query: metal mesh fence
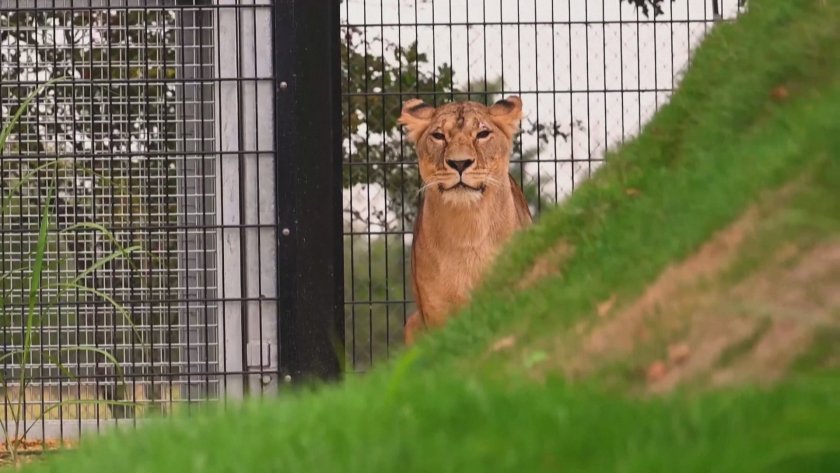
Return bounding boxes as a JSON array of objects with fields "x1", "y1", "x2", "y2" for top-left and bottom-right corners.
[
  {"x1": 1, "y1": 0, "x2": 277, "y2": 441},
  {"x1": 340, "y1": 0, "x2": 745, "y2": 371}
]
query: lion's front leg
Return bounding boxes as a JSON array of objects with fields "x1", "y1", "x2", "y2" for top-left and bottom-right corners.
[{"x1": 404, "y1": 311, "x2": 425, "y2": 346}]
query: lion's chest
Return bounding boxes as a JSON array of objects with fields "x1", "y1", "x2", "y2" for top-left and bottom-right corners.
[{"x1": 413, "y1": 234, "x2": 503, "y2": 326}]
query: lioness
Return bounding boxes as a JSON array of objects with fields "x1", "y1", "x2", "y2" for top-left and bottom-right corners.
[{"x1": 398, "y1": 96, "x2": 532, "y2": 346}]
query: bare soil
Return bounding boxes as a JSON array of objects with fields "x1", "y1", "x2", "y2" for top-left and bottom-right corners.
[{"x1": 530, "y1": 184, "x2": 840, "y2": 392}]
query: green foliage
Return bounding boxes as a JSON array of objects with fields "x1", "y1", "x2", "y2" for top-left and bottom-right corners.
[{"x1": 344, "y1": 235, "x2": 412, "y2": 370}]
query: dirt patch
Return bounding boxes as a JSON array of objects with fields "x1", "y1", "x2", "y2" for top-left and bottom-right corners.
[
  {"x1": 564, "y1": 205, "x2": 760, "y2": 378},
  {"x1": 707, "y1": 242, "x2": 840, "y2": 388},
  {"x1": 516, "y1": 241, "x2": 574, "y2": 290},
  {"x1": 0, "y1": 438, "x2": 71, "y2": 470},
  {"x1": 646, "y1": 316, "x2": 757, "y2": 393},
  {"x1": 532, "y1": 175, "x2": 840, "y2": 392},
  {"x1": 579, "y1": 239, "x2": 839, "y2": 393}
]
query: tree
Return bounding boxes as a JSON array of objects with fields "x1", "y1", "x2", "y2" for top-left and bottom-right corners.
[
  {"x1": 623, "y1": 0, "x2": 676, "y2": 17},
  {"x1": 625, "y1": 0, "x2": 746, "y2": 18}
]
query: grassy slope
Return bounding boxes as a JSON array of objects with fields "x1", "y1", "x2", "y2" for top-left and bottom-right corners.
[{"x1": 26, "y1": 1, "x2": 840, "y2": 472}]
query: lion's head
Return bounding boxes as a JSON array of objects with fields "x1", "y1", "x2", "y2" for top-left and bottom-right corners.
[{"x1": 398, "y1": 96, "x2": 523, "y2": 206}]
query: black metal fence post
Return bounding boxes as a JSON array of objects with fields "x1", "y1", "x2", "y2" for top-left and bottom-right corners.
[{"x1": 274, "y1": 0, "x2": 345, "y2": 382}]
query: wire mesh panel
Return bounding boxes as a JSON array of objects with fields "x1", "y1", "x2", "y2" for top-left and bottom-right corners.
[
  {"x1": 340, "y1": 0, "x2": 745, "y2": 371},
  {"x1": 1, "y1": 0, "x2": 277, "y2": 441}
]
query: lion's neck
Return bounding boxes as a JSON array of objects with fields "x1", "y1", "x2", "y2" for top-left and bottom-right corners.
[{"x1": 418, "y1": 186, "x2": 518, "y2": 249}]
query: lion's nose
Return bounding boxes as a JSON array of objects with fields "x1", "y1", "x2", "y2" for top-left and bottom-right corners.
[{"x1": 446, "y1": 159, "x2": 474, "y2": 174}]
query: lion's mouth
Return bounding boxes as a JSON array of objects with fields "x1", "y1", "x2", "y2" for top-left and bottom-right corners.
[{"x1": 439, "y1": 182, "x2": 486, "y2": 193}]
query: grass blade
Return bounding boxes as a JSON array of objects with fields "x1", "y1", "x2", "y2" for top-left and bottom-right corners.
[
  {"x1": 0, "y1": 77, "x2": 65, "y2": 151},
  {"x1": 1, "y1": 158, "x2": 71, "y2": 219},
  {"x1": 14, "y1": 187, "x2": 53, "y2": 441},
  {"x1": 60, "y1": 222, "x2": 162, "y2": 274},
  {"x1": 68, "y1": 245, "x2": 142, "y2": 286},
  {"x1": 51, "y1": 283, "x2": 142, "y2": 342}
]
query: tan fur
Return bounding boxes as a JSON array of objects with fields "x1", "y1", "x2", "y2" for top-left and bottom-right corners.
[{"x1": 398, "y1": 96, "x2": 532, "y2": 345}]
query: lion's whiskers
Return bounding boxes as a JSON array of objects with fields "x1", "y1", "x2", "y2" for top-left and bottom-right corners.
[
  {"x1": 417, "y1": 180, "x2": 438, "y2": 195},
  {"x1": 484, "y1": 175, "x2": 503, "y2": 188}
]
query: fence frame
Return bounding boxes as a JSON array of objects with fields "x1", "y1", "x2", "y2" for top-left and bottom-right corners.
[{"x1": 274, "y1": 0, "x2": 345, "y2": 382}]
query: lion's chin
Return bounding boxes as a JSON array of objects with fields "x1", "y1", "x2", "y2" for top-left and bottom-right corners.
[{"x1": 439, "y1": 185, "x2": 484, "y2": 206}]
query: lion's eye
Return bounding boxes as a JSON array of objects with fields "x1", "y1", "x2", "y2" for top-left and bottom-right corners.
[
  {"x1": 476, "y1": 130, "x2": 491, "y2": 139},
  {"x1": 431, "y1": 132, "x2": 446, "y2": 141}
]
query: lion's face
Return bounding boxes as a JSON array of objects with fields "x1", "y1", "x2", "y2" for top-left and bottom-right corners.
[{"x1": 398, "y1": 96, "x2": 523, "y2": 206}]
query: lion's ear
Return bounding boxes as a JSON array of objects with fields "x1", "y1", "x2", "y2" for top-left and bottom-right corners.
[
  {"x1": 488, "y1": 96, "x2": 523, "y2": 138},
  {"x1": 398, "y1": 98, "x2": 436, "y2": 143}
]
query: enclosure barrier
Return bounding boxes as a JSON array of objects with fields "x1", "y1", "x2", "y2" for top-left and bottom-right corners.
[{"x1": 0, "y1": 0, "x2": 740, "y2": 442}]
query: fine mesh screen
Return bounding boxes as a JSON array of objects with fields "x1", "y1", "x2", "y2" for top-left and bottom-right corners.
[{"x1": 2, "y1": 0, "x2": 278, "y2": 440}]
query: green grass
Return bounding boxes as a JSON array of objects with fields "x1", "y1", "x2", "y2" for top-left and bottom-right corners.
[
  {"x1": 794, "y1": 326, "x2": 840, "y2": 374},
  {"x1": 27, "y1": 374, "x2": 840, "y2": 472},
  {"x1": 22, "y1": 0, "x2": 840, "y2": 471}
]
